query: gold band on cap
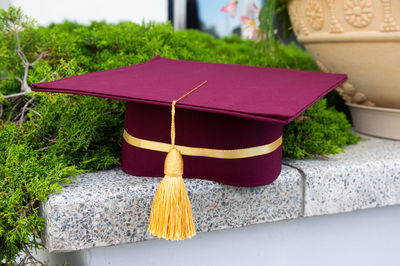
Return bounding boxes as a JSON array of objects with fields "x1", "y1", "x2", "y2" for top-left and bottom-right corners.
[{"x1": 123, "y1": 129, "x2": 282, "y2": 159}]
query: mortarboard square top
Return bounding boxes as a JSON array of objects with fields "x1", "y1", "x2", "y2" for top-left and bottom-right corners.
[{"x1": 32, "y1": 55, "x2": 347, "y2": 187}]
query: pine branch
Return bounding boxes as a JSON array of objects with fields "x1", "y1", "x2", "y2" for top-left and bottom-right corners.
[
  {"x1": 8, "y1": 25, "x2": 48, "y2": 96},
  {"x1": 1, "y1": 91, "x2": 30, "y2": 99},
  {"x1": 16, "y1": 96, "x2": 35, "y2": 125}
]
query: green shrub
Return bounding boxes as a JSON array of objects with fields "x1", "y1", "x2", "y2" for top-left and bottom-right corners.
[
  {"x1": 0, "y1": 6, "x2": 358, "y2": 264},
  {"x1": 283, "y1": 99, "x2": 359, "y2": 158}
]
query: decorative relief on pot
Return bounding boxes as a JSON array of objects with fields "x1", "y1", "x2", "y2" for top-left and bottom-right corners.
[
  {"x1": 380, "y1": 0, "x2": 400, "y2": 32},
  {"x1": 339, "y1": 83, "x2": 376, "y2": 106},
  {"x1": 288, "y1": 0, "x2": 400, "y2": 109},
  {"x1": 327, "y1": 0, "x2": 345, "y2": 33},
  {"x1": 305, "y1": 0, "x2": 325, "y2": 30},
  {"x1": 297, "y1": 0, "x2": 311, "y2": 35},
  {"x1": 289, "y1": 4, "x2": 302, "y2": 35},
  {"x1": 343, "y1": 0, "x2": 373, "y2": 28},
  {"x1": 316, "y1": 60, "x2": 376, "y2": 107}
]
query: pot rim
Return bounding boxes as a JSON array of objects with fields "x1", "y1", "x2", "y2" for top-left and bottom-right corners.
[
  {"x1": 346, "y1": 102, "x2": 400, "y2": 113},
  {"x1": 299, "y1": 32, "x2": 400, "y2": 44}
]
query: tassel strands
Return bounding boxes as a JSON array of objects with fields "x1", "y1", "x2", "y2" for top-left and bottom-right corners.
[
  {"x1": 148, "y1": 81, "x2": 208, "y2": 240},
  {"x1": 148, "y1": 149, "x2": 195, "y2": 240}
]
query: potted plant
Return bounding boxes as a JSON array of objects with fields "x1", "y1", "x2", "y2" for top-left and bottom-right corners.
[{"x1": 269, "y1": 0, "x2": 400, "y2": 139}]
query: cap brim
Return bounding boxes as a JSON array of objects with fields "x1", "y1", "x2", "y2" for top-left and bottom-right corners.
[{"x1": 32, "y1": 55, "x2": 346, "y2": 124}]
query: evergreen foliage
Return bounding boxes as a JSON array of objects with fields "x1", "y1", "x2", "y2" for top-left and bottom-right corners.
[
  {"x1": 283, "y1": 99, "x2": 358, "y2": 158},
  {"x1": 0, "y1": 6, "x2": 358, "y2": 264}
]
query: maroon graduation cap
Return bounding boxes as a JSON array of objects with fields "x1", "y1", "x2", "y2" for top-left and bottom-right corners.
[{"x1": 32, "y1": 55, "x2": 346, "y2": 240}]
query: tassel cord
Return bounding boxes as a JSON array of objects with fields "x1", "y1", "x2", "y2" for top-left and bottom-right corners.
[
  {"x1": 171, "y1": 80, "x2": 207, "y2": 149},
  {"x1": 171, "y1": 101, "x2": 176, "y2": 148},
  {"x1": 148, "y1": 80, "x2": 208, "y2": 241}
]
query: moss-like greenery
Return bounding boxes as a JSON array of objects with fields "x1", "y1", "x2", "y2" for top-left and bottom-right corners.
[
  {"x1": 283, "y1": 99, "x2": 358, "y2": 158},
  {"x1": 0, "y1": 6, "x2": 358, "y2": 264}
]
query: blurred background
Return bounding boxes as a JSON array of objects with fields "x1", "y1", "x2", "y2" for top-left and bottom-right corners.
[{"x1": 1, "y1": 0, "x2": 263, "y2": 38}]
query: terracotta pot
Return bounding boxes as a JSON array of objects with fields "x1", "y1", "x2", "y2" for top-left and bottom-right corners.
[{"x1": 287, "y1": 0, "x2": 400, "y2": 109}]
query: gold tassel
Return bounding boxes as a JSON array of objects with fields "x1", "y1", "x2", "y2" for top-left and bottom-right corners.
[
  {"x1": 148, "y1": 94, "x2": 203, "y2": 240},
  {"x1": 147, "y1": 148, "x2": 195, "y2": 240},
  {"x1": 148, "y1": 82, "x2": 207, "y2": 240}
]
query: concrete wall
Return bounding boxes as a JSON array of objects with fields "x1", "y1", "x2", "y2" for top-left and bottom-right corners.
[
  {"x1": 38, "y1": 205, "x2": 400, "y2": 266},
  {"x1": 6, "y1": 0, "x2": 168, "y2": 25}
]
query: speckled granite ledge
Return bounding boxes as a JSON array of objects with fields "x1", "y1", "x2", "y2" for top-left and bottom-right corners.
[
  {"x1": 41, "y1": 166, "x2": 302, "y2": 252},
  {"x1": 40, "y1": 135, "x2": 400, "y2": 252},
  {"x1": 285, "y1": 136, "x2": 400, "y2": 217}
]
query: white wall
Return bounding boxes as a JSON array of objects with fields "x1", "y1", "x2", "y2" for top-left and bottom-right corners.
[
  {"x1": 39, "y1": 205, "x2": 400, "y2": 266},
  {"x1": 6, "y1": 0, "x2": 168, "y2": 25},
  {"x1": 0, "y1": 0, "x2": 10, "y2": 10}
]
